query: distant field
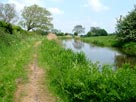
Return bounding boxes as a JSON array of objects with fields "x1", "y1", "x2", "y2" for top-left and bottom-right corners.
[{"x1": 81, "y1": 35, "x2": 117, "y2": 47}]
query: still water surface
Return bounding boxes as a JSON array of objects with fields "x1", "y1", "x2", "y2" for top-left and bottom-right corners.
[{"x1": 62, "y1": 39, "x2": 136, "y2": 69}]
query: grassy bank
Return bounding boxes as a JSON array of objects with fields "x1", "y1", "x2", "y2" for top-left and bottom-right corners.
[
  {"x1": 39, "y1": 39, "x2": 136, "y2": 102},
  {"x1": 0, "y1": 34, "x2": 40, "y2": 102},
  {"x1": 82, "y1": 35, "x2": 136, "y2": 56},
  {"x1": 81, "y1": 35, "x2": 116, "y2": 46},
  {"x1": 121, "y1": 42, "x2": 136, "y2": 56}
]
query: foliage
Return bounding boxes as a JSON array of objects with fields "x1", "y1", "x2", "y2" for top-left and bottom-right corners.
[
  {"x1": 82, "y1": 35, "x2": 116, "y2": 46},
  {"x1": 0, "y1": 20, "x2": 13, "y2": 34},
  {"x1": 86, "y1": 31, "x2": 92, "y2": 37},
  {"x1": 39, "y1": 39, "x2": 136, "y2": 102},
  {"x1": 121, "y1": 42, "x2": 136, "y2": 56},
  {"x1": 74, "y1": 32, "x2": 78, "y2": 36},
  {"x1": 72, "y1": 25, "x2": 85, "y2": 36},
  {"x1": 0, "y1": 33, "x2": 38, "y2": 101},
  {"x1": 0, "y1": 20, "x2": 26, "y2": 35},
  {"x1": 116, "y1": 6, "x2": 136, "y2": 42},
  {"x1": 34, "y1": 29, "x2": 49, "y2": 35},
  {"x1": 0, "y1": 3, "x2": 17, "y2": 23},
  {"x1": 87, "y1": 27, "x2": 108, "y2": 36},
  {"x1": 51, "y1": 28, "x2": 60, "y2": 34},
  {"x1": 82, "y1": 35, "x2": 136, "y2": 56},
  {"x1": 56, "y1": 32, "x2": 65, "y2": 36},
  {"x1": 50, "y1": 28, "x2": 65, "y2": 36},
  {"x1": 21, "y1": 4, "x2": 53, "y2": 31}
]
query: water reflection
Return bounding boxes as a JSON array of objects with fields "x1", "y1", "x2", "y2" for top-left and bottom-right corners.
[
  {"x1": 62, "y1": 39, "x2": 136, "y2": 68},
  {"x1": 115, "y1": 55, "x2": 136, "y2": 68},
  {"x1": 72, "y1": 39, "x2": 84, "y2": 49}
]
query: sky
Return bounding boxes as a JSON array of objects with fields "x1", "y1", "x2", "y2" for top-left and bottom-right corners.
[{"x1": 1, "y1": 0, "x2": 136, "y2": 33}]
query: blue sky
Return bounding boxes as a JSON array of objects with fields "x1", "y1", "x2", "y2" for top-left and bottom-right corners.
[{"x1": 1, "y1": 0, "x2": 136, "y2": 33}]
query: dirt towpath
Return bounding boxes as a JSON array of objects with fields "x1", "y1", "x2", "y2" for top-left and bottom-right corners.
[{"x1": 15, "y1": 41, "x2": 56, "y2": 102}]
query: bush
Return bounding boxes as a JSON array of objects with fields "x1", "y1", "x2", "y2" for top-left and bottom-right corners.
[
  {"x1": 116, "y1": 6, "x2": 136, "y2": 42},
  {"x1": 0, "y1": 20, "x2": 13, "y2": 34}
]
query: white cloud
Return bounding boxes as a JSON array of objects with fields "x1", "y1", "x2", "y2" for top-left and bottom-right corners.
[
  {"x1": 7, "y1": 0, "x2": 44, "y2": 11},
  {"x1": 88, "y1": 0, "x2": 109, "y2": 12},
  {"x1": 48, "y1": 8, "x2": 64, "y2": 15}
]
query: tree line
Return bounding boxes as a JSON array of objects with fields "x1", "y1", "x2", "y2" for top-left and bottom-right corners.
[
  {"x1": 0, "y1": 3, "x2": 136, "y2": 43},
  {"x1": 72, "y1": 5, "x2": 136, "y2": 44},
  {"x1": 0, "y1": 3, "x2": 53, "y2": 32}
]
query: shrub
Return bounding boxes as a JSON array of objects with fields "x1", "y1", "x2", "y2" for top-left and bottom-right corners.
[
  {"x1": 116, "y1": 6, "x2": 136, "y2": 42},
  {"x1": 0, "y1": 20, "x2": 13, "y2": 34}
]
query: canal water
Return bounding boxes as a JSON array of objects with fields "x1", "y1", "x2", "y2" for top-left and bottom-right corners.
[{"x1": 62, "y1": 39, "x2": 136, "y2": 69}]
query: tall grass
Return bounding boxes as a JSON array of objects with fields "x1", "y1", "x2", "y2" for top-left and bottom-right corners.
[
  {"x1": 39, "y1": 39, "x2": 136, "y2": 102},
  {"x1": 81, "y1": 35, "x2": 116, "y2": 47},
  {"x1": 0, "y1": 33, "x2": 39, "y2": 102}
]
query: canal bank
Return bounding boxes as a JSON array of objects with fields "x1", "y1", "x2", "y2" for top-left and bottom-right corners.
[{"x1": 62, "y1": 39, "x2": 136, "y2": 69}]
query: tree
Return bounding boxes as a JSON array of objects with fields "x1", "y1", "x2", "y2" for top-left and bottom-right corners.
[
  {"x1": 0, "y1": 3, "x2": 17, "y2": 23},
  {"x1": 86, "y1": 31, "x2": 92, "y2": 37},
  {"x1": 72, "y1": 25, "x2": 85, "y2": 36},
  {"x1": 21, "y1": 4, "x2": 53, "y2": 31},
  {"x1": 74, "y1": 32, "x2": 78, "y2": 36},
  {"x1": 51, "y1": 28, "x2": 61, "y2": 34},
  {"x1": 87, "y1": 27, "x2": 108, "y2": 36},
  {"x1": 116, "y1": 6, "x2": 136, "y2": 42}
]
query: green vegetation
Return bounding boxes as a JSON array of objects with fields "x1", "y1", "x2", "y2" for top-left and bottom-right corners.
[
  {"x1": 116, "y1": 6, "x2": 136, "y2": 42},
  {"x1": 1, "y1": 2, "x2": 136, "y2": 102},
  {"x1": 81, "y1": 35, "x2": 136, "y2": 56},
  {"x1": 87, "y1": 27, "x2": 108, "y2": 37},
  {"x1": 121, "y1": 42, "x2": 136, "y2": 56},
  {"x1": 20, "y1": 4, "x2": 53, "y2": 31},
  {"x1": 81, "y1": 35, "x2": 116, "y2": 46},
  {"x1": 72, "y1": 25, "x2": 85, "y2": 36},
  {"x1": 39, "y1": 39, "x2": 136, "y2": 102},
  {"x1": 0, "y1": 20, "x2": 42, "y2": 102},
  {"x1": 0, "y1": 34, "x2": 37, "y2": 102},
  {"x1": 0, "y1": 20, "x2": 26, "y2": 35},
  {"x1": 0, "y1": 3, "x2": 17, "y2": 23}
]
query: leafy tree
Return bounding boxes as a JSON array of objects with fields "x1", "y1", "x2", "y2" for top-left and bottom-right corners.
[
  {"x1": 51, "y1": 28, "x2": 64, "y2": 36},
  {"x1": 0, "y1": 3, "x2": 17, "y2": 23},
  {"x1": 72, "y1": 25, "x2": 85, "y2": 36},
  {"x1": 116, "y1": 6, "x2": 136, "y2": 42},
  {"x1": 87, "y1": 27, "x2": 108, "y2": 36},
  {"x1": 86, "y1": 31, "x2": 92, "y2": 37},
  {"x1": 21, "y1": 4, "x2": 53, "y2": 31},
  {"x1": 34, "y1": 29, "x2": 48, "y2": 35},
  {"x1": 74, "y1": 32, "x2": 78, "y2": 36},
  {"x1": 51, "y1": 28, "x2": 61, "y2": 34}
]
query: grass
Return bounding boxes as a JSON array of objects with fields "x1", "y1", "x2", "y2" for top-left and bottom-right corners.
[
  {"x1": 1, "y1": 30, "x2": 136, "y2": 101},
  {"x1": 39, "y1": 39, "x2": 136, "y2": 102},
  {"x1": 81, "y1": 35, "x2": 136, "y2": 56},
  {"x1": 121, "y1": 42, "x2": 136, "y2": 56},
  {"x1": 81, "y1": 35, "x2": 117, "y2": 47},
  {"x1": 0, "y1": 33, "x2": 42, "y2": 102}
]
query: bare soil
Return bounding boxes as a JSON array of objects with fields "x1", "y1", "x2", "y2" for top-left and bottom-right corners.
[{"x1": 15, "y1": 41, "x2": 56, "y2": 102}]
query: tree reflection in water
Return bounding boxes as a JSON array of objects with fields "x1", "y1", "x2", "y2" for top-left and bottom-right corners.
[
  {"x1": 115, "y1": 55, "x2": 136, "y2": 68},
  {"x1": 72, "y1": 39, "x2": 84, "y2": 49}
]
